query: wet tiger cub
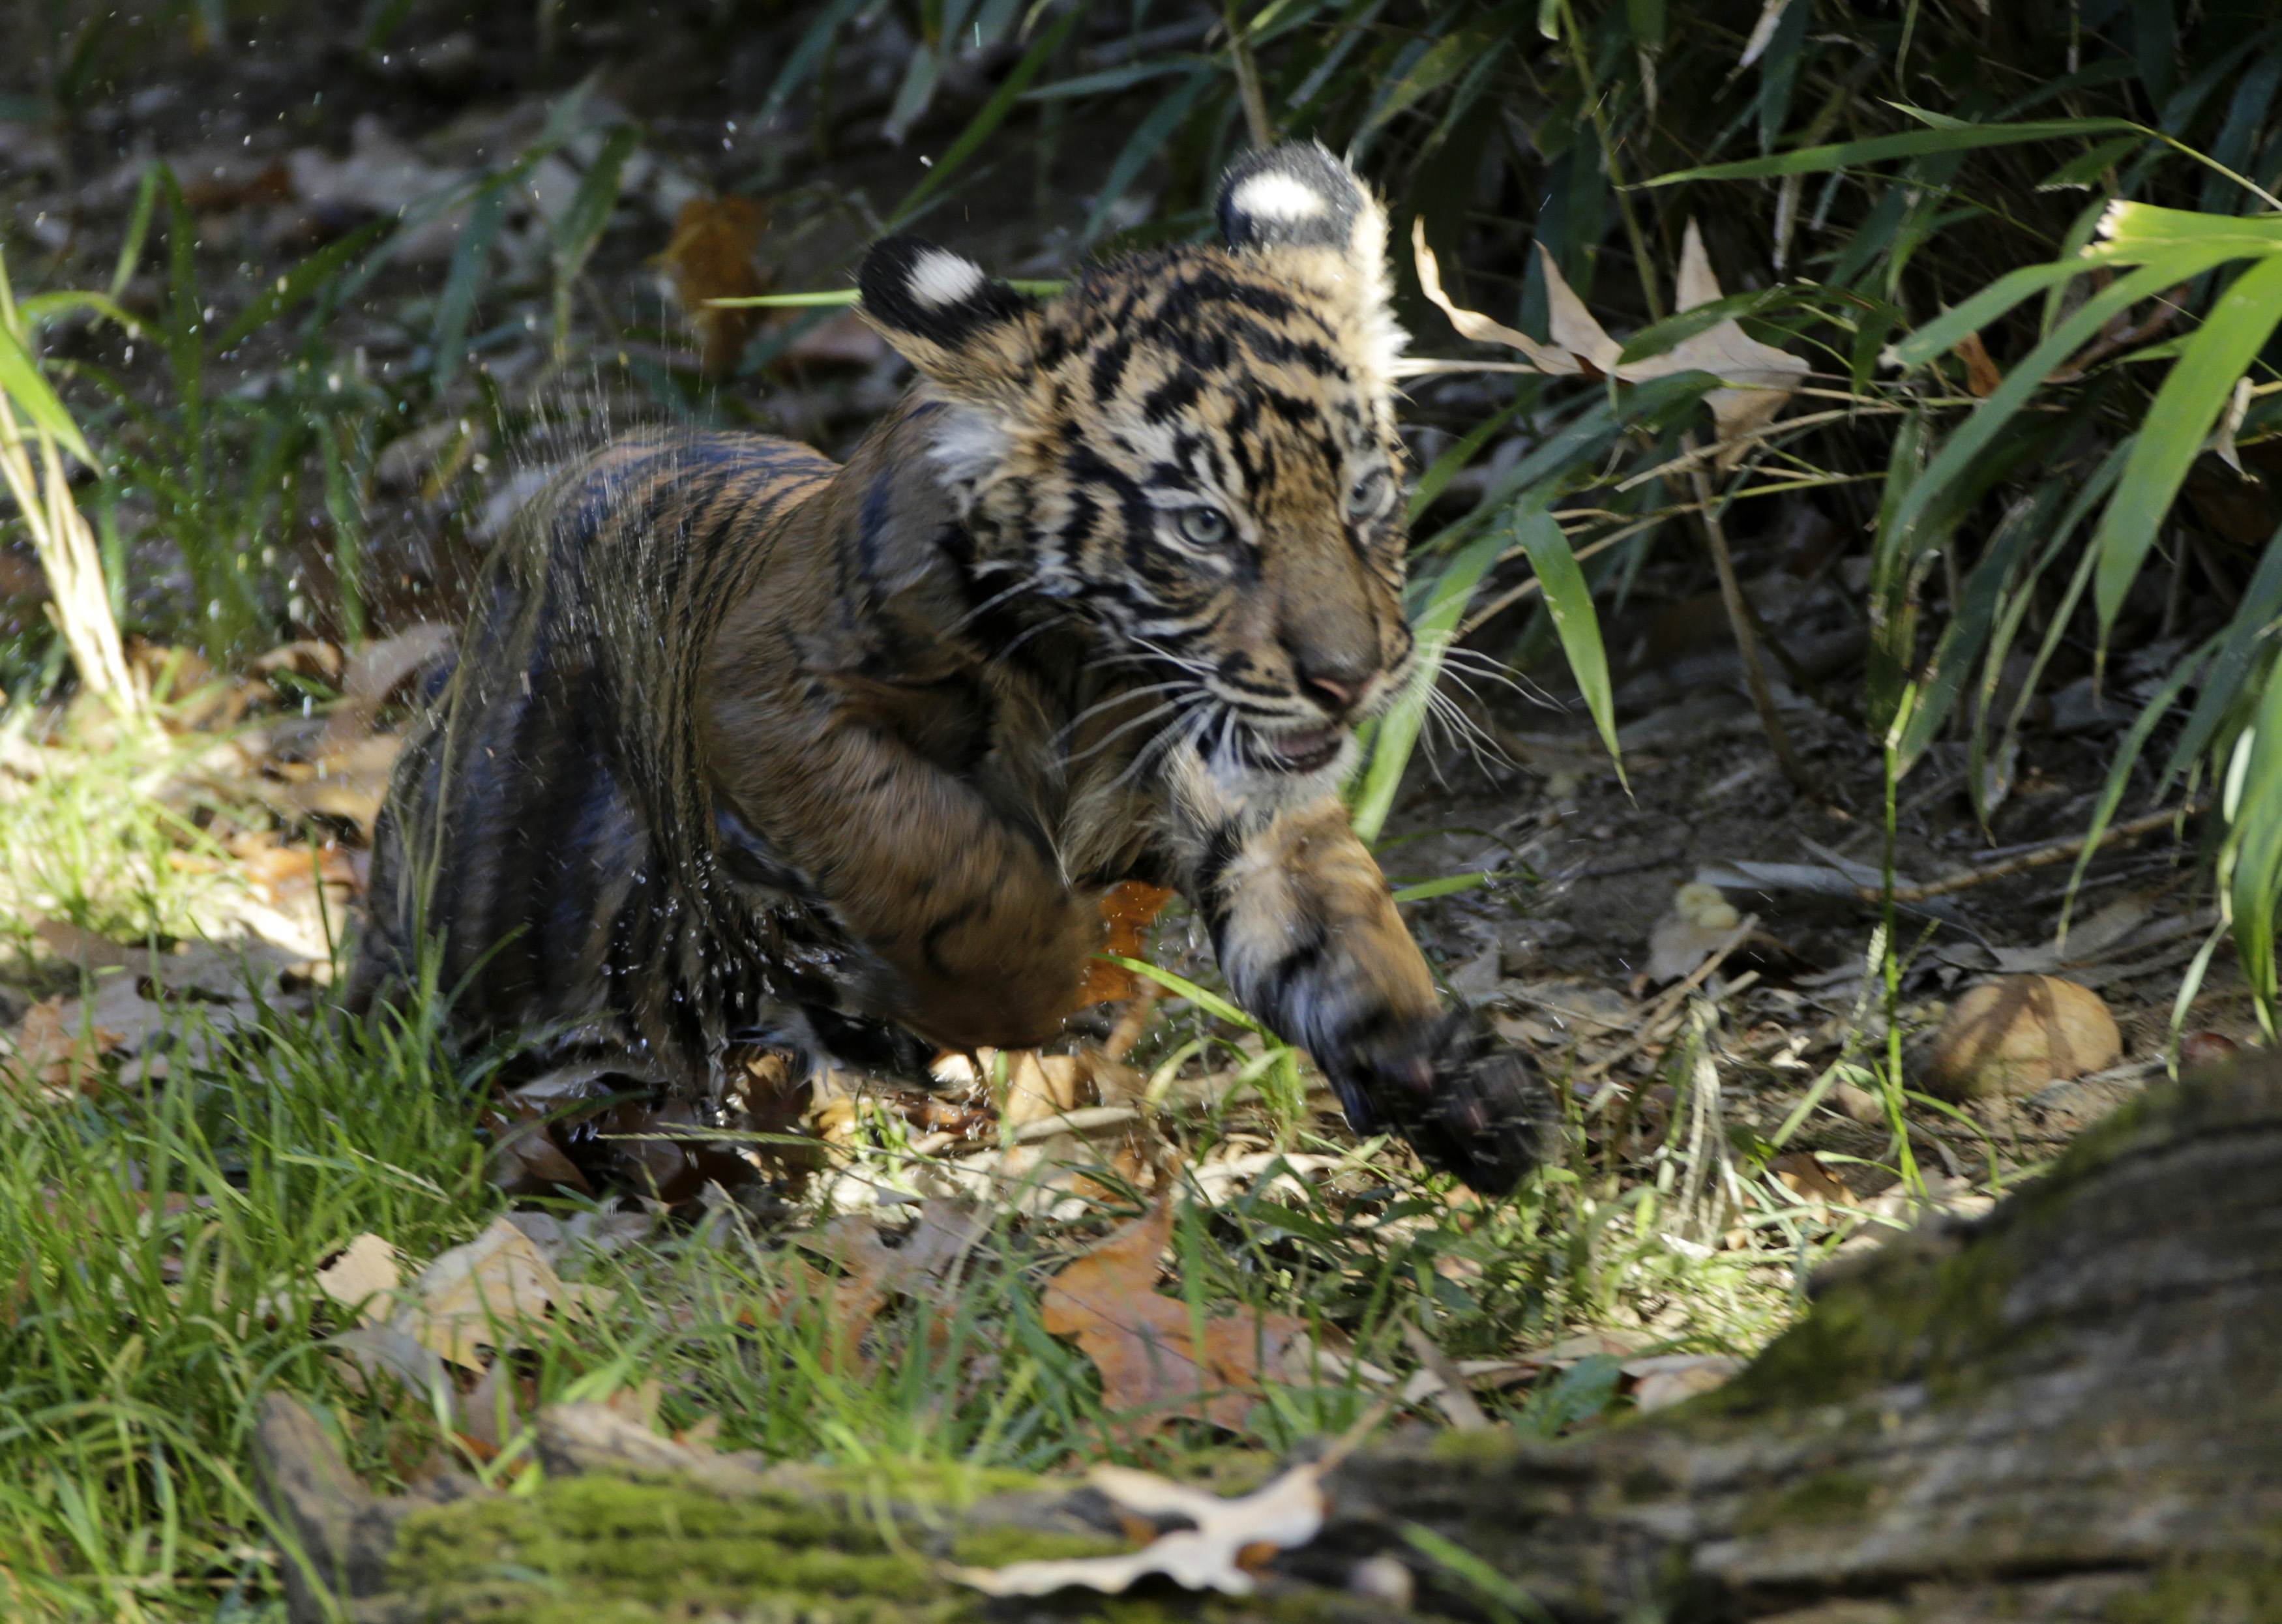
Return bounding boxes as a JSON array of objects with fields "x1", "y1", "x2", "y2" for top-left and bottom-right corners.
[{"x1": 351, "y1": 143, "x2": 1549, "y2": 1192}]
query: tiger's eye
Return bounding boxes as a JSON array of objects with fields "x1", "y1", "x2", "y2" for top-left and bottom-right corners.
[
  {"x1": 1178, "y1": 507, "x2": 1232, "y2": 547},
  {"x1": 1347, "y1": 469, "x2": 1393, "y2": 520}
]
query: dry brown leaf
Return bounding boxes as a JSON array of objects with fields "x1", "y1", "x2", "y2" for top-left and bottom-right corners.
[
  {"x1": 1626, "y1": 222, "x2": 1809, "y2": 461},
  {"x1": 1955, "y1": 331, "x2": 2004, "y2": 398},
  {"x1": 1414, "y1": 219, "x2": 1805, "y2": 466},
  {"x1": 950, "y1": 1462, "x2": 1326, "y2": 1598},
  {"x1": 1071, "y1": 880, "x2": 1175, "y2": 1007},
  {"x1": 315, "y1": 1233, "x2": 402, "y2": 1326},
  {"x1": 659, "y1": 196, "x2": 769, "y2": 376},
  {"x1": 391, "y1": 1216, "x2": 614, "y2": 1368},
  {"x1": 1040, "y1": 1196, "x2": 1311, "y2": 1433},
  {"x1": 1771, "y1": 1150, "x2": 1850, "y2": 1209},
  {"x1": 1624, "y1": 1352, "x2": 1747, "y2": 1413},
  {"x1": 1411, "y1": 218, "x2": 1578, "y2": 374},
  {"x1": 792, "y1": 1200, "x2": 990, "y2": 1370},
  {"x1": 599, "y1": 1378, "x2": 663, "y2": 1432},
  {"x1": 319, "y1": 622, "x2": 454, "y2": 750},
  {"x1": 31, "y1": 919, "x2": 137, "y2": 971},
  {"x1": 1643, "y1": 881, "x2": 1742, "y2": 986},
  {"x1": 4, "y1": 994, "x2": 123, "y2": 1099}
]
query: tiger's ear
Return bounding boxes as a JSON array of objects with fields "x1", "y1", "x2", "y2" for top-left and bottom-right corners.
[
  {"x1": 1217, "y1": 143, "x2": 1400, "y2": 381},
  {"x1": 857, "y1": 235, "x2": 1041, "y2": 406}
]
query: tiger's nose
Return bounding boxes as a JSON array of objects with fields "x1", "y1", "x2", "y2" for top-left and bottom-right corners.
[{"x1": 1296, "y1": 660, "x2": 1369, "y2": 718}]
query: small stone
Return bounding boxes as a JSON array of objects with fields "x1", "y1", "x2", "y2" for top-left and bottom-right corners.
[
  {"x1": 2182, "y1": 1030, "x2": 2243, "y2": 1070},
  {"x1": 1832, "y1": 1080, "x2": 1886, "y2": 1124},
  {"x1": 1923, "y1": 975, "x2": 2122, "y2": 1100},
  {"x1": 1348, "y1": 1555, "x2": 1415, "y2": 1606}
]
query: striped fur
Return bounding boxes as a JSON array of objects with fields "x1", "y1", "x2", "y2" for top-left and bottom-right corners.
[{"x1": 351, "y1": 144, "x2": 1547, "y2": 1192}]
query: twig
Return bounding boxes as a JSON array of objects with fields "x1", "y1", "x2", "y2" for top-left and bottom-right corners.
[
  {"x1": 1867, "y1": 802, "x2": 2203, "y2": 904},
  {"x1": 1222, "y1": 2, "x2": 1272, "y2": 149},
  {"x1": 1575, "y1": 916, "x2": 1759, "y2": 1084},
  {"x1": 1682, "y1": 437, "x2": 1813, "y2": 799}
]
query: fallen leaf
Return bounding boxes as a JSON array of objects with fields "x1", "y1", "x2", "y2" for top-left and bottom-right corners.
[
  {"x1": 1040, "y1": 1196, "x2": 1311, "y2": 1433},
  {"x1": 325, "y1": 1324, "x2": 451, "y2": 1401},
  {"x1": 792, "y1": 1200, "x2": 991, "y2": 1370},
  {"x1": 31, "y1": 919, "x2": 137, "y2": 971},
  {"x1": 1955, "y1": 331, "x2": 2003, "y2": 397},
  {"x1": 1643, "y1": 881, "x2": 1742, "y2": 985},
  {"x1": 1770, "y1": 1151, "x2": 1850, "y2": 1210},
  {"x1": 316, "y1": 1233, "x2": 402, "y2": 1327},
  {"x1": 599, "y1": 1378, "x2": 663, "y2": 1432},
  {"x1": 1072, "y1": 881, "x2": 1174, "y2": 1007},
  {"x1": 3, "y1": 995, "x2": 121, "y2": 1098},
  {"x1": 1414, "y1": 219, "x2": 1806, "y2": 465},
  {"x1": 319, "y1": 622, "x2": 453, "y2": 750},
  {"x1": 1623, "y1": 1352, "x2": 1746, "y2": 1413},
  {"x1": 391, "y1": 1217, "x2": 614, "y2": 1368},
  {"x1": 658, "y1": 196, "x2": 769, "y2": 376},
  {"x1": 950, "y1": 1461, "x2": 1326, "y2": 1598}
]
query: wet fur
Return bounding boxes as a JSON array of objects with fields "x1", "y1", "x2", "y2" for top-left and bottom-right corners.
[{"x1": 351, "y1": 145, "x2": 1547, "y2": 1191}]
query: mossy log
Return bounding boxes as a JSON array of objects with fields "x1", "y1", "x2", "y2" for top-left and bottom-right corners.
[{"x1": 259, "y1": 1059, "x2": 2282, "y2": 1623}]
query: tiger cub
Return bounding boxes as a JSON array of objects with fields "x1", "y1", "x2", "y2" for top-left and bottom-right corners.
[{"x1": 349, "y1": 143, "x2": 1548, "y2": 1192}]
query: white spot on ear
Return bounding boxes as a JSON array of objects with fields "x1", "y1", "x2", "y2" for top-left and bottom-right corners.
[
  {"x1": 1232, "y1": 170, "x2": 1329, "y2": 224},
  {"x1": 909, "y1": 248, "x2": 986, "y2": 307},
  {"x1": 924, "y1": 400, "x2": 1009, "y2": 490}
]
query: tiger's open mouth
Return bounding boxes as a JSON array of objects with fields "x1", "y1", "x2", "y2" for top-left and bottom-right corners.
[{"x1": 1244, "y1": 722, "x2": 1346, "y2": 774}]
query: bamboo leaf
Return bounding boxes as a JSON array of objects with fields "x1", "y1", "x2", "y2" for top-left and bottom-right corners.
[
  {"x1": 758, "y1": 0, "x2": 872, "y2": 125},
  {"x1": 2092, "y1": 253, "x2": 2282, "y2": 632},
  {"x1": 1888, "y1": 239, "x2": 2261, "y2": 369},
  {"x1": 1887, "y1": 258, "x2": 2206, "y2": 551},
  {"x1": 1647, "y1": 117, "x2": 2144, "y2": 185},
  {"x1": 1513, "y1": 497, "x2": 1624, "y2": 788},
  {"x1": 2157, "y1": 526, "x2": 2282, "y2": 796},
  {"x1": 1350, "y1": 519, "x2": 1509, "y2": 844},
  {"x1": 2225, "y1": 656, "x2": 2282, "y2": 1031}
]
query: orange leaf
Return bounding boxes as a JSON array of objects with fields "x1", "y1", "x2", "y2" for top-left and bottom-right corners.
[
  {"x1": 1041, "y1": 1197, "x2": 1309, "y2": 1434},
  {"x1": 1955, "y1": 331, "x2": 2004, "y2": 398},
  {"x1": 1072, "y1": 881, "x2": 1174, "y2": 1008},
  {"x1": 657, "y1": 196, "x2": 769, "y2": 377}
]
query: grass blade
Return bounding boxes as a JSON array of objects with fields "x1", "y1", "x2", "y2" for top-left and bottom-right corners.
[
  {"x1": 0, "y1": 323, "x2": 96, "y2": 467},
  {"x1": 2225, "y1": 654, "x2": 2282, "y2": 1031},
  {"x1": 215, "y1": 219, "x2": 391, "y2": 354},
  {"x1": 430, "y1": 181, "x2": 509, "y2": 395}
]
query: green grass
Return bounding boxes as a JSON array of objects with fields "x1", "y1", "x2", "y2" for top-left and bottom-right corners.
[{"x1": 0, "y1": 726, "x2": 1829, "y2": 1621}]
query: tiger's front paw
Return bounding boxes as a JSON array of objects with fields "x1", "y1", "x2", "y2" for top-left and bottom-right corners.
[{"x1": 1334, "y1": 1013, "x2": 1550, "y2": 1196}]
